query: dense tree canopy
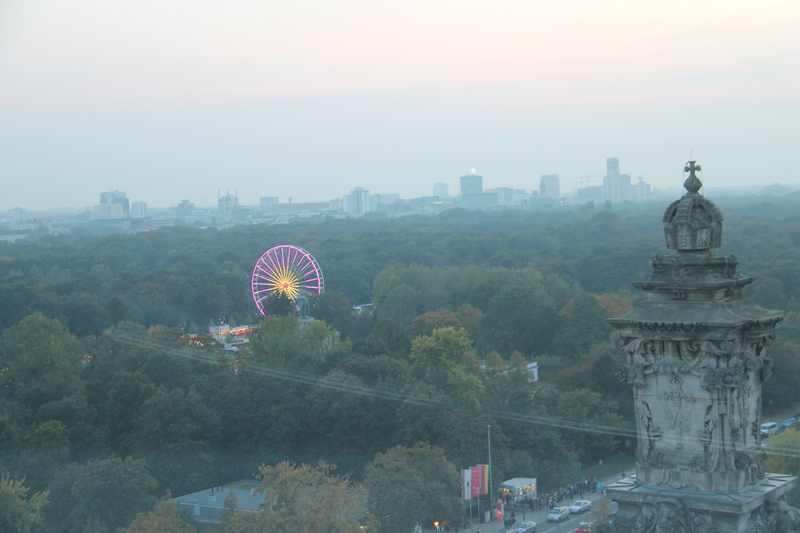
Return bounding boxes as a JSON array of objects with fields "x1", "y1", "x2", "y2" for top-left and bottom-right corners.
[
  {"x1": 364, "y1": 443, "x2": 461, "y2": 533},
  {"x1": 1, "y1": 195, "x2": 800, "y2": 532}
]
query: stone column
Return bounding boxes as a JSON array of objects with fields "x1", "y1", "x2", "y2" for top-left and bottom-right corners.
[{"x1": 601, "y1": 163, "x2": 797, "y2": 533}]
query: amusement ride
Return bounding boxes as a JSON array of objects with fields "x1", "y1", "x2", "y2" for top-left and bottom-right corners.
[{"x1": 251, "y1": 245, "x2": 324, "y2": 316}]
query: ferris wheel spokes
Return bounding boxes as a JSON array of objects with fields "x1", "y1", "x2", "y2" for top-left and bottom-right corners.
[{"x1": 250, "y1": 245, "x2": 325, "y2": 316}]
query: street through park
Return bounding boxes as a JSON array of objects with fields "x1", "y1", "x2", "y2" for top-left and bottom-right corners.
[{"x1": 460, "y1": 474, "x2": 621, "y2": 533}]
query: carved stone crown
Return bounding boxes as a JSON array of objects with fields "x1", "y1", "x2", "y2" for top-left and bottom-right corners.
[{"x1": 663, "y1": 162, "x2": 723, "y2": 252}]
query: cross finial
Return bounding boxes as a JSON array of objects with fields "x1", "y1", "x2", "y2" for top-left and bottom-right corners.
[{"x1": 683, "y1": 160, "x2": 702, "y2": 193}]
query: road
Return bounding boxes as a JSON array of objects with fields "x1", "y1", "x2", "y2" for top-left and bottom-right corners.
[{"x1": 460, "y1": 478, "x2": 620, "y2": 533}]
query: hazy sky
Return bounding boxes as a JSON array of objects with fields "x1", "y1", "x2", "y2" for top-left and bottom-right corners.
[{"x1": 1, "y1": 0, "x2": 798, "y2": 210}]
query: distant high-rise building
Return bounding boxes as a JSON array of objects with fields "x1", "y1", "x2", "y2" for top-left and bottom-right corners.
[
  {"x1": 8, "y1": 208, "x2": 26, "y2": 221},
  {"x1": 460, "y1": 172, "x2": 483, "y2": 195},
  {"x1": 607, "y1": 158, "x2": 619, "y2": 179},
  {"x1": 131, "y1": 201, "x2": 147, "y2": 219},
  {"x1": 604, "y1": 158, "x2": 626, "y2": 202},
  {"x1": 619, "y1": 174, "x2": 632, "y2": 201},
  {"x1": 491, "y1": 187, "x2": 516, "y2": 206},
  {"x1": 174, "y1": 200, "x2": 195, "y2": 217},
  {"x1": 433, "y1": 182, "x2": 449, "y2": 198},
  {"x1": 539, "y1": 175, "x2": 560, "y2": 198},
  {"x1": 635, "y1": 177, "x2": 652, "y2": 201},
  {"x1": 260, "y1": 197, "x2": 279, "y2": 211},
  {"x1": 344, "y1": 187, "x2": 372, "y2": 217},
  {"x1": 100, "y1": 191, "x2": 129, "y2": 216},
  {"x1": 92, "y1": 203, "x2": 124, "y2": 220},
  {"x1": 380, "y1": 194, "x2": 400, "y2": 207},
  {"x1": 218, "y1": 194, "x2": 239, "y2": 219}
]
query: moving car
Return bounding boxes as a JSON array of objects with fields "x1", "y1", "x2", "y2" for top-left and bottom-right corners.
[
  {"x1": 547, "y1": 507, "x2": 570, "y2": 522},
  {"x1": 783, "y1": 417, "x2": 795, "y2": 428},
  {"x1": 514, "y1": 521, "x2": 537, "y2": 533},
  {"x1": 761, "y1": 422, "x2": 779, "y2": 436},
  {"x1": 575, "y1": 521, "x2": 594, "y2": 532},
  {"x1": 569, "y1": 500, "x2": 592, "y2": 513}
]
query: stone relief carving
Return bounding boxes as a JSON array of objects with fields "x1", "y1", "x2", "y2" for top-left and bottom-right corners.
[
  {"x1": 656, "y1": 497, "x2": 690, "y2": 532},
  {"x1": 732, "y1": 384, "x2": 752, "y2": 444},
  {"x1": 661, "y1": 376, "x2": 696, "y2": 450},
  {"x1": 733, "y1": 445, "x2": 765, "y2": 486},
  {"x1": 764, "y1": 499, "x2": 800, "y2": 533},
  {"x1": 690, "y1": 511, "x2": 725, "y2": 533},
  {"x1": 599, "y1": 499, "x2": 783, "y2": 533},
  {"x1": 636, "y1": 395, "x2": 662, "y2": 465}
]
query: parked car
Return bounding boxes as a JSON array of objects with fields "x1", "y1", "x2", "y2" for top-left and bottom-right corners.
[
  {"x1": 514, "y1": 521, "x2": 537, "y2": 533},
  {"x1": 548, "y1": 507, "x2": 570, "y2": 522},
  {"x1": 575, "y1": 521, "x2": 594, "y2": 532},
  {"x1": 569, "y1": 500, "x2": 592, "y2": 514},
  {"x1": 783, "y1": 417, "x2": 795, "y2": 428},
  {"x1": 761, "y1": 422, "x2": 779, "y2": 436}
]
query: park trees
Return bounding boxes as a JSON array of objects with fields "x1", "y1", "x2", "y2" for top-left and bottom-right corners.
[
  {"x1": 364, "y1": 443, "x2": 461, "y2": 533},
  {"x1": 553, "y1": 293, "x2": 612, "y2": 365},
  {"x1": 42, "y1": 456, "x2": 157, "y2": 533},
  {"x1": 130, "y1": 385, "x2": 220, "y2": 494},
  {"x1": 248, "y1": 314, "x2": 341, "y2": 369},
  {"x1": 410, "y1": 327, "x2": 483, "y2": 409},
  {"x1": 762, "y1": 338, "x2": 800, "y2": 413},
  {"x1": 0, "y1": 313, "x2": 84, "y2": 385},
  {"x1": 766, "y1": 428, "x2": 800, "y2": 506},
  {"x1": 118, "y1": 498, "x2": 196, "y2": 533},
  {"x1": 224, "y1": 461, "x2": 366, "y2": 533},
  {"x1": 0, "y1": 474, "x2": 49, "y2": 533}
]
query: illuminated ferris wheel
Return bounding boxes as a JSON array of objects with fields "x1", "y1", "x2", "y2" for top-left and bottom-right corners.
[{"x1": 251, "y1": 245, "x2": 324, "y2": 315}]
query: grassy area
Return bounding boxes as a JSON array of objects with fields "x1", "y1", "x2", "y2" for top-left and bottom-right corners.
[{"x1": 581, "y1": 453, "x2": 636, "y2": 480}]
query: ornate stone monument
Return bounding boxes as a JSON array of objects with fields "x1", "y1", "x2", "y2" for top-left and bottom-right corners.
[{"x1": 601, "y1": 162, "x2": 799, "y2": 532}]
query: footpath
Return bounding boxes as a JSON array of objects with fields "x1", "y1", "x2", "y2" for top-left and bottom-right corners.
[{"x1": 458, "y1": 472, "x2": 626, "y2": 533}]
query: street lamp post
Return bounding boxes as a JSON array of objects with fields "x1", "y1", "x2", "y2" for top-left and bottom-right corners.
[{"x1": 488, "y1": 424, "x2": 493, "y2": 522}]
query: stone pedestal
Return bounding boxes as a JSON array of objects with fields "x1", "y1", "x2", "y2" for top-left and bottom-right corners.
[{"x1": 604, "y1": 473, "x2": 796, "y2": 532}]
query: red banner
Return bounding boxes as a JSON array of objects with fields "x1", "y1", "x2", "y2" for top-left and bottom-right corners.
[{"x1": 470, "y1": 467, "x2": 481, "y2": 498}]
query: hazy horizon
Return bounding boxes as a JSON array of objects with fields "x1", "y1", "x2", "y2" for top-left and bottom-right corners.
[{"x1": 1, "y1": 0, "x2": 798, "y2": 211}]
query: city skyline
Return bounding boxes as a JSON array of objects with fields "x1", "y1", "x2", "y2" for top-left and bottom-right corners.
[{"x1": 1, "y1": 0, "x2": 798, "y2": 211}]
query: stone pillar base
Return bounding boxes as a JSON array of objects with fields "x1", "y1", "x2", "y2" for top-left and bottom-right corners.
[{"x1": 602, "y1": 473, "x2": 797, "y2": 532}]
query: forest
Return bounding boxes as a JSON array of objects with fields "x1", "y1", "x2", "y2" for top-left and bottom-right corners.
[{"x1": 2, "y1": 193, "x2": 800, "y2": 532}]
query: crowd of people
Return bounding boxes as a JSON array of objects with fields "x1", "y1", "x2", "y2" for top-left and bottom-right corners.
[{"x1": 505, "y1": 477, "x2": 604, "y2": 512}]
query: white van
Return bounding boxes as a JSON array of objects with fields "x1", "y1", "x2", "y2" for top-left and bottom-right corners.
[{"x1": 761, "y1": 422, "x2": 779, "y2": 437}]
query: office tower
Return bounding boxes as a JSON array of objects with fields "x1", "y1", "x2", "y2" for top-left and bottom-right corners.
[
  {"x1": 344, "y1": 187, "x2": 371, "y2": 217},
  {"x1": 460, "y1": 172, "x2": 483, "y2": 195},
  {"x1": 539, "y1": 175, "x2": 560, "y2": 198},
  {"x1": 260, "y1": 197, "x2": 279, "y2": 211},
  {"x1": 100, "y1": 190, "x2": 129, "y2": 216},
  {"x1": 131, "y1": 201, "x2": 147, "y2": 219}
]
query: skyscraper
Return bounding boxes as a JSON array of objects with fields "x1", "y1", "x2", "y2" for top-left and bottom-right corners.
[
  {"x1": 218, "y1": 193, "x2": 239, "y2": 219},
  {"x1": 131, "y1": 201, "x2": 147, "y2": 219},
  {"x1": 539, "y1": 175, "x2": 560, "y2": 198},
  {"x1": 607, "y1": 157, "x2": 619, "y2": 179},
  {"x1": 460, "y1": 172, "x2": 483, "y2": 195},
  {"x1": 344, "y1": 187, "x2": 371, "y2": 217},
  {"x1": 100, "y1": 191, "x2": 129, "y2": 217},
  {"x1": 604, "y1": 158, "x2": 626, "y2": 202}
]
